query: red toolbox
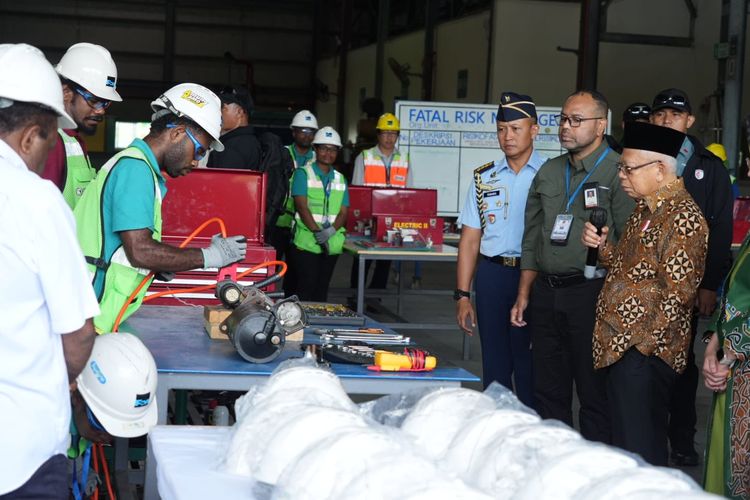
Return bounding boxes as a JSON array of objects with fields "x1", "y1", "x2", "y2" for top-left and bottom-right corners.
[
  {"x1": 147, "y1": 168, "x2": 279, "y2": 305},
  {"x1": 372, "y1": 215, "x2": 445, "y2": 245},
  {"x1": 346, "y1": 186, "x2": 374, "y2": 234},
  {"x1": 371, "y1": 188, "x2": 437, "y2": 216}
]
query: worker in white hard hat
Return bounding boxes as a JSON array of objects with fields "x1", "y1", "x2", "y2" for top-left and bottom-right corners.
[
  {"x1": 41, "y1": 43, "x2": 122, "y2": 209},
  {"x1": 270, "y1": 110, "x2": 319, "y2": 256},
  {"x1": 0, "y1": 43, "x2": 99, "y2": 498},
  {"x1": 68, "y1": 333, "x2": 157, "y2": 494},
  {"x1": 206, "y1": 85, "x2": 262, "y2": 169},
  {"x1": 73, "y1": 83, "x2": 248, "y2": 333},
  {"x1": 351, "y1": 112, "x2": 413, "y2": 290},
  {"x1": 286, "y1": 126, "x2": 349, "y2": 301}
]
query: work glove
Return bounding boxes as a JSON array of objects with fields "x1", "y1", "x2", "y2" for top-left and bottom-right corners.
[
  {"x1": 201, "y1": 234, "x2": 247, "y2": 269},
  {"x1": 314, "y1": 226, "x2": 337, "y2": 245}
]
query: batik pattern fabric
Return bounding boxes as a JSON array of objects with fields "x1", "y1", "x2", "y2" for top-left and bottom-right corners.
[
  {"x1": 705, "y1": 234, "x2": 750, "y2": 499},
  {"x1": 593, "y1": 178, "x2": 708, "y2": 372}
]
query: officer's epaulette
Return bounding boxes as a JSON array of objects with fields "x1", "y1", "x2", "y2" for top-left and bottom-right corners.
[{"x1": 474, "y1": 161, "x2": 494, "y2": 174}]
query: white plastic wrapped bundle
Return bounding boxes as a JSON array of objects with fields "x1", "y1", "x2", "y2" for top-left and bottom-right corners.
[
  {"x1": 627, "y1": 491, "x2": 724, "y2": 499},
  {"x1": 514, "y1": 442, "x2": 640, "y2": 500},
  {"x1": 253, "y1": 406, "x2": 367, "y2": 484},
  {"x1": 273, "y1": 428, "x2": 404, "y2": 500},
  {"x1": 253, "y1": 365, "x2": 354, "y2": 410},
  {"x1": 576, "y1": 466, "x2": 702, "y2": 499},
  {"x1": 331, "y1": 453, "x2": 442, "y2": 500},
  {"x1": 225, "y1": 387, "x2": 358, "y2": 476},
  {"x1": 400, "y1": 388, "x2": 496, "y2": 459},
  {"x1": 400, "y1": 479, "x2": 494, "y2": 500},
  {"x1": 464, "y1": 421, "x2": 582, "y2": 497},
  {"x1": 443, "y1": 410, "x2": 541, "y2": 477}
]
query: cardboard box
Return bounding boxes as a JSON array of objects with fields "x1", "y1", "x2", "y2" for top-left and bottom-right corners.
[{"x1": 203, "y1": 305, "x2": 231, "y2": 340}]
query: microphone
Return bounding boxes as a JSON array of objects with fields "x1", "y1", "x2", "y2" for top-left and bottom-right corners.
[{"x1": 584, "y1": 207, "x2": 607, "y2": 279}]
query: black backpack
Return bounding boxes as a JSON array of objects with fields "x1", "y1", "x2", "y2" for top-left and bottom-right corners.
[{"x1": 258, "y1": 131, "x2": 294, "y2": 228}]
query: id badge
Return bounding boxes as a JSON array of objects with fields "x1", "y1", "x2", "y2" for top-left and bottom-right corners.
[
  {"x1": 583, "y1": 182, "x2": 599, "y2": 209},
  {"x1": 550, "y1": 214, "x2": 574, "y2": 246}
]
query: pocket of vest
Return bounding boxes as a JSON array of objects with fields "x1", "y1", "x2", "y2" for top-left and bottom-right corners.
[{"x1": 95, "y1": 262, "x2": 152, "y2": 333}]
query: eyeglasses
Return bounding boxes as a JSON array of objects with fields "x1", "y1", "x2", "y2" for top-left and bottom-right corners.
[
  {"x1": 166, "y1": 123, "x2": 208, "y2": 161},
  {"x1": 294, "y1": 127, "x2": 316, "y2": 135},
  {"x1": 316, "y1": 145, "x2": 339, "y2": 153},
  {"x1": 615, "y1": 159, "x2": 660, "y2": 176},
  {"x1": 74, "y1": 87, "x2": 111, "y2": 111},
  {"x1": 557, "y1": 114, "x2": 604, "y2": 127}
]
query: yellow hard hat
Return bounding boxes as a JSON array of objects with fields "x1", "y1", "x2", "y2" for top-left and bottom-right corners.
[
  {"x1": 376, "y1": 113, "x2": 400, "y2": 132},
  {"x1": 706, "y1": 143, "x2": 727, "y2": 162}
]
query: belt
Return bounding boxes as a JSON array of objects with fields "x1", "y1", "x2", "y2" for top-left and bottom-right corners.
[
  {"x1": 539, "y1": 272, "x2": 588, "y2": 288},
  {"x1": 483, "y1": 255, "x2": 520, "y2": 268}
]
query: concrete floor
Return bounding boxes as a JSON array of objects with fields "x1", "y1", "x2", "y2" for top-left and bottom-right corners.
[{"x1": 328, "y1": 254, "x2": 713, "y2": 484}]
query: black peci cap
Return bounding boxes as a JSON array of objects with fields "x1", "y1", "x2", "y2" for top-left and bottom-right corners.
[{"x1": 623, "y1": 121, "x2": 686, "y2": 158}]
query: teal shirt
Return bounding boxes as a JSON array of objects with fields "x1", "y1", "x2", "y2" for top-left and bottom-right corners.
[
  {"x1": 93, "y1": 139, "x2": 167, "y2": 296},
  {"x1": 291, "y1": 162, "x2": 350, "y2": 206},
  {"x1": 288, "y1": 144, "x2": 314, "y2": 169}
]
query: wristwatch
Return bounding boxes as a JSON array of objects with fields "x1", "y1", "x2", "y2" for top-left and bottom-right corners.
[{"x1": 453, "y1": 289, "x2": 471, "y2": 301}]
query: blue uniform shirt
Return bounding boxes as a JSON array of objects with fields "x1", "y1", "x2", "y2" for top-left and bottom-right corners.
[
  {"x1": 458, "y1": 150, "x2": 544, "y2": 257},
  {"x1": 676, "y1": 135, "x2": 694, "y2": 177},
  {"x1": 93, "y1": 139, "x2": 167, "y2": 296}
]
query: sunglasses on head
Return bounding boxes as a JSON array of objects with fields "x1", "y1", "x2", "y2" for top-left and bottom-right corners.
[
  {"x1": 655, "y1": 94, "x2": 687, "y2": 107},
  {"x1": 625, "y1": 105, "x2": 650, "y2": 118}
]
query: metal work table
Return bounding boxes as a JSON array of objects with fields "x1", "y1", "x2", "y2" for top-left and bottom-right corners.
[
  {"x1": 121, "y1": 305, "x2": 478, "y2": 499},
  {"x1": 343, "y1": 239, "x2": 471, "y2": 360}
]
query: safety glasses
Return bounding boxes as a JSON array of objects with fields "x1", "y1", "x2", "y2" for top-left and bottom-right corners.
[
  {"x1": 166, "y1": 123, "x2": 208, "y2": 161},
  {"x1": 293, "y1": 127, "x2": 316, "y2": 135},
  {"x1": 74, "y1": 87, "x2": 111, "y2": 111}
]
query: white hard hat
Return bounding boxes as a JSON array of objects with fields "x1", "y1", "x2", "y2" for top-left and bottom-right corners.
[
  {"x1": 56, "y1": 42, "x2": 122, "y2": 102},
  {"x1": 151, "y1": 83, "x2": 224, "y2": 151},
  {"x1": 290, "y1": 110, "x2": 318, "y2": 129},
  {"x1": 0, "y1": 44, "x2": 75, "y2": 129},
  {"x1": 76, "y1": 333, "x2": 158, "y2": 438},
  {"x1": 312, "y1": 126, "x2": 342, "y2": 148}
]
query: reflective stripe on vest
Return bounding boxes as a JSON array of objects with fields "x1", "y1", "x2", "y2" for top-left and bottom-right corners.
[
  {"x1": 276, "y1": 145, "x2": 316, "y2": 228},
  {"x1": 73, "y1": 146, "x2": 163, "y2": 333},
  {"x1": 362, "y1": 148, "x2": 409, "y2": 187},
  {"x1": 59, "y1": 130, "x2": 96, "y2": 209},
  {"x1": 293, "y1": 163, "x2": 347, "y2": 255}
]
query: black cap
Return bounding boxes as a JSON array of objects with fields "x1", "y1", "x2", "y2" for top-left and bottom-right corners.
[
  {"x1": 219, "y1": 86, "x2": 254, "y2": 115},
  {"x1": 622, "y1": 102, "x2": 651, "y2": 123},
  {"x1": 496, "y1": 92, "x2": 537, "y2": 122},
  {"x1": 623, "y1": 121, "x2": 686, "y2": 158},
  {"x1": 651, "y1": 88, "x2": 692, "y2": 114}
]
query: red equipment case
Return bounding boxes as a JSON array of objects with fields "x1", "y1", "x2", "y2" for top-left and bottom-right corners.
[
  {"x1": 346, "y1": 186, "x2": 374, "y2": 234},
  {"x1": 147, "y1": 168, "x2": 279, "y2": 305},
  {"x1": 372, "y1": 215, "x2": 445, "y2": 245},
  {"x1": 734, "y1": 196, "x2": 750, "y2": 245}
]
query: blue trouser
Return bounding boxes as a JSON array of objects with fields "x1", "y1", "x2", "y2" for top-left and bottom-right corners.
[{"x1": 474, "y1": 257, "x2": 533, "y2": 407}]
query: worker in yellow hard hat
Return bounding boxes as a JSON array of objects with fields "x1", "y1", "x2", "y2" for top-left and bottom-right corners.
[
  {"x1": 352, "y1": 113, "x2": 411, "y2": 188},
  {"x1": 351, "y1": 112, "x2": 413, "y2": 290}
]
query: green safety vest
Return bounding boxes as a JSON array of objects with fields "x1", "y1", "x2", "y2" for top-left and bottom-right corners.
[
  {"x1": 59, "y1": 130, "x2": 96, "y2": 209},
  {"x1": 74, "y1": 146, "x2": 162, "y2": 333},
  {"x1": 276, "y1": 145, "x2": 315, "y2": 229},
  {"x1": 292, "y1": 163, "x2": 347, "y2": 255}
]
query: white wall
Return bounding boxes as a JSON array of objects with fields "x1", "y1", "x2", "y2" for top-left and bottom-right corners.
[{"x1": 318, "y1": 0, "x2": 749, "y2": 148}]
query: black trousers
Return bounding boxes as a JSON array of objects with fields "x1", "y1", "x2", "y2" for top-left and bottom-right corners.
[
  {"x1": 349, "y1": 259, "x2": 392, "y2": 289},
  {"x1": 0, "y1": 454, "x2": 68, "y2": 499},
  {"x1": 529, "y1": 277, "x2": 610, "y2": 443},
  {"x1": 607, "y1": 348, "x2": 678, "y2": 466},
  {"x1": 267, "y1": 225, "x2": 292, "y2": 261},
  {"x1": 667, "y1": 312, "x2": 699, "y2": 454},
  {"x1": 288, "y1": 246, "x2": 339, "y2": 302}
]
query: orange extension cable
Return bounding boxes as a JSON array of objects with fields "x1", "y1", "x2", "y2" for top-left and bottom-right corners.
[{"x1": 111, "y1": 217, "x2": 286, "y2": 332}]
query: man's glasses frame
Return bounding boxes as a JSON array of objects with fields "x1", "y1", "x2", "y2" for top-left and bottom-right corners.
[
  {"x1": 557, "y1": 114, "x2": 604, "y2": 127},
  {"x1": 615, "y1": 159, "x2": 660, "y2": 176}
]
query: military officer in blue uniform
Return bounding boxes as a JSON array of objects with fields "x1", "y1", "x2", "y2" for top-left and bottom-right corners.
[{"x1": 455, "y1": 92, "x2": 544, "y2": 406}]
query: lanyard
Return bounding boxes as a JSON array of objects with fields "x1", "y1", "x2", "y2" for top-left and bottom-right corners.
[{"x1": 564, "y1": 147, "x2": 610, "y2": 213}]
